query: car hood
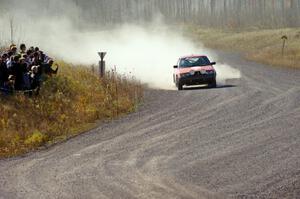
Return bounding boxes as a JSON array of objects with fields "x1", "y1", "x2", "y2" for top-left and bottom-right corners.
[{"x1": 178, "y1": 65, "x2": 215, "y2": 73}]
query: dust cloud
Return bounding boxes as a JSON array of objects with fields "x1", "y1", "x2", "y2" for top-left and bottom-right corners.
[
  {"x1": 0, "y1": 1, "x2": 241, "y2": 90},
  {"x1": 214, "y1": 64, "x2": 241, "y2": 85}
]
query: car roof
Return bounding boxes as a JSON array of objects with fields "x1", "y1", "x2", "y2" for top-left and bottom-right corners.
[{"x1": 180, "y1": 55, "x2": 208, "y2": 59}]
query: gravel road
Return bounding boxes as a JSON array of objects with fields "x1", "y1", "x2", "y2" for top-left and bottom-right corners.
[{"x1": 0, "y1": 52, "x2": 299, "y2": 199}]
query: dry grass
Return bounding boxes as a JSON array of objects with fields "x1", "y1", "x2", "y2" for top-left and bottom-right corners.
[
  {"x1": 185, "y1": 26, "x2": 300, "y2": 68},
  {"x1": 0, "y1": 62, "x2": 143, "y2": 158}
]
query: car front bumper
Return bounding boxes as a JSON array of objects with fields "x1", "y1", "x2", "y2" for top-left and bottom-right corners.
[{"x1": 179, "y1": 73, "x2": 216, "y2": 85}]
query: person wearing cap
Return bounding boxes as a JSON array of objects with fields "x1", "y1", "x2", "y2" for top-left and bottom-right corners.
[
  {"x1": 20, "y1": 57, "x2": 28, "y2": 72},
  {"x1": 9, "y1": 44, "x2": 18, "y2": 56},
  {"x1": 4, "y1": 75, "x2": 16, "y2": 92},
  {"x1": 9, "y1": 44, "x2": 16, "y2": 50},
  {"x1": 29, "y1": 65, "x2": 41, "y2": 90}
]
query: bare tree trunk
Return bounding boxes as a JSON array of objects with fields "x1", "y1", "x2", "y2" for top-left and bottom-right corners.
[{"x1": 9, "y1": 17, "x2": 14, "y2": 44}]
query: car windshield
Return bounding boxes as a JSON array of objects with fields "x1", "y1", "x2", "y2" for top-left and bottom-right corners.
[{"x1": 179, "y1": 56, "x2": 211, "y2": 68}]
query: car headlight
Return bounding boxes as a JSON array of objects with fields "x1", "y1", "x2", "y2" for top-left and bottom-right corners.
[
  {"x1": 189, "y1": 70, "x2": 195, "y2": 75},
  {"x1": 200, "y1": 70, "x2": 208, "y2": 75},
  {"x1": 206, "y1": 70, "x2": 215, "y2": 74},
  {"x1": 180, "y1": 73, "x2": 190, "y2": 77}
]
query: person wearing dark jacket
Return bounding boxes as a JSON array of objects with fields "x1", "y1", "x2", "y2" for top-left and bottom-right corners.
[
  {"x1": 0, "y1": 56, "x2": 9, "y2": 87},
  {"x1": 8, "y1": 56, "x2": 26, "y2": 90},
  {"x1": 29, "y1": 65, "x2": 40, "y2": 90},
  {"x1": 43, "y1": 59, "x2": 59, "y2": 76}
]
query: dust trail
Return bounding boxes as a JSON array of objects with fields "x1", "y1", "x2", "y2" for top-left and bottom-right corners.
[
  {"x1": 0, "y1": 19, "x2": 241, "y2": 90},
  {"x1": 55, "y1": 25, "x2": 241, "y2": 89},
  {"x1": 30, "y1": 23, "x2": 241, "y2": 89},
  {"x1": 214, "y1": 63, "x2": 241, "y2": 85}
]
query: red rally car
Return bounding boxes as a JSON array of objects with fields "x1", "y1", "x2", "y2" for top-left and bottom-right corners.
[{"x1": 173, "y1": 55, "x2": 217, "y2": 90}]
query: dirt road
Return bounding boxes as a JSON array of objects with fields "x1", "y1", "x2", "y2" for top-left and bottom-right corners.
[{"x1": 0, "y1": 52, "x2": 299, "y2": 199}]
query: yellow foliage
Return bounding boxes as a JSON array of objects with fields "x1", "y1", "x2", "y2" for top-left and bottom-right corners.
[
  {"x1": 186, "y1": 26, "x2": 300, "y2": 68},
  {"x1": 24, "y1": 131, "x2": 46, "y2": 147},
  {"x1": 0, "y1": 62, "x2": 143, "y2": 158}
]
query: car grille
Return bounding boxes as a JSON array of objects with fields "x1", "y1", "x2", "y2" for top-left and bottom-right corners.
[
  {"x1": 194, "y1": 71, "x2": 202, "y2": 76},
  {"x1": 193, "y1": 71, "x2": 214, "y2": 76}
]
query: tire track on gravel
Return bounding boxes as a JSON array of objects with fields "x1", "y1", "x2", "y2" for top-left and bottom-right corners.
[{"x1": 0, "y1": 52, "x2": 299, "y2": 199}]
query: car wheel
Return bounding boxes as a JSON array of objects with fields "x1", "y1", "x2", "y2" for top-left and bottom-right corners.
[
  {"x1": 175, "y1": 78, "x2": 183, "y2": 90},
  {"x1": 209, "y1": 79, "x2": 217, "y2": 88},
  {"x1": 178, "y1": 82, "x2": 183, "y2": 90}
]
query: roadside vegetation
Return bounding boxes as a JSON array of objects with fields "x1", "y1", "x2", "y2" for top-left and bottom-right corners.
[
  {"x1": 186, "y1": 26, "x2": 300, "y2": 69},
  {"x1": 0, "y1": 62, "x2": 143, "y2": 158}
]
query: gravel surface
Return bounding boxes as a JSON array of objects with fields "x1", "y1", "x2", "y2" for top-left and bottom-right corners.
[{"x1": 0, "y1": 52, "x2": 299, "y2": 199}]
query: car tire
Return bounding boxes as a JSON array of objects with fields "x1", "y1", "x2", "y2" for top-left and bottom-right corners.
[
  {"x1": 177, "y1": 82, "x2": 183, "y2": 90},
  {"x1": 175, "y1": 78, "x2": 183, "y2": 90},
  {"x1": 209, "y1": 79, "x2": 217, "y2": 88}
]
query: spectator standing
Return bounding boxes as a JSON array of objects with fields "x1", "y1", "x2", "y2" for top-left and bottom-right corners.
[
  {"x1": 8, "y1": 56, "x2": 26, "y2": 90},
  {"x1": 1, "y1": 43, "x2": 57, "y2": 94},
  {"x1": 19, "y1": 44, "x2": 27, "y2": 57},
  {"x1": 9, "y1": 44, "x2": 18, "y2": 56},
  {"x1": 0, "y1": 56, "x2": 9, "y2": 87},
  {"x1": 43, "y1": 59, "x2": 59, "y2": 76}
]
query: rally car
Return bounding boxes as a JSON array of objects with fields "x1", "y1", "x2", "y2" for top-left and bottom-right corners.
[{"x1": 173, "y1": 55, "x2": 217, "y2": 90}]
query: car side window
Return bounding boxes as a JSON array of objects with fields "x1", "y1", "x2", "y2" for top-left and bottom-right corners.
[{"x1": 179, "y1": 59, "x2": 187, "y2": 67}]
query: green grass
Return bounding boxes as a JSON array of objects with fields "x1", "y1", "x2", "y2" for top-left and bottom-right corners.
[
  {"x1": 0, "y1": 62, "x2": 143, "y2": 158},
  {"x1": 185, "y1": 26, "x2": 300, "y2": 68}
]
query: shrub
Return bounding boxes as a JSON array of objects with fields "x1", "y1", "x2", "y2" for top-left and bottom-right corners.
[
  {"x1": 24, "y1": 130, "x2": 46, "y2": 147},
  {"x1": 0, "y1": 62, "x2": 143, "y2": 158}
]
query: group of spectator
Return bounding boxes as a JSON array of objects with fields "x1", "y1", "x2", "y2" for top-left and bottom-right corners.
[{"x1": 0, "y1": 44, "x2": 58, "y2": 94}]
